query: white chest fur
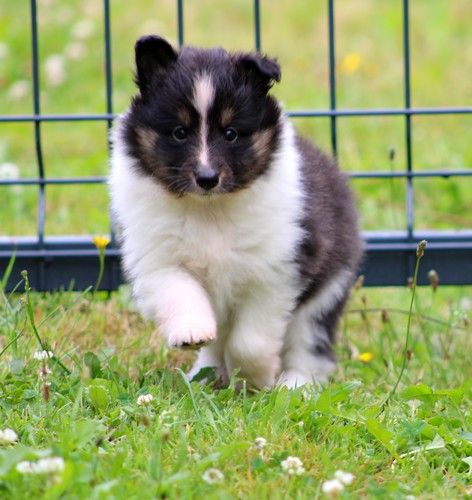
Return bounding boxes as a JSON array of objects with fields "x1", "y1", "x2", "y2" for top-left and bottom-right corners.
[{"x1": 109, "y1": 118, "x2": 305, "y2": 323}]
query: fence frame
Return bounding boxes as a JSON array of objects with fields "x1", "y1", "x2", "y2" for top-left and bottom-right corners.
[{"x1": 1, "y1": 0, "x2": 471, "y2": 291}]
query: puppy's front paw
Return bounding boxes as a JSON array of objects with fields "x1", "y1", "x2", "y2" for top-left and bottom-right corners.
[
  {"x1": 167, "y1": 324, "x2": 216, "y2": 349},
  {"x1": 278, "y1": 370, "x2": 312, "y2": 389}
]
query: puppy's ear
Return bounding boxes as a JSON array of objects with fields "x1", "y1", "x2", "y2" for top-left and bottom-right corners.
[
  {"x1": 134, "y1": 35, "x2": 178, "y2": 95},
  {"x1": 233, "y1": 52, "x2": 281, "y2": 93}
]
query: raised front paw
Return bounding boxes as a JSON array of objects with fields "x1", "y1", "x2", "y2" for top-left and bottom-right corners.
[{"x1": 167, "y1": 324, "x2": 216, "y2": 349}]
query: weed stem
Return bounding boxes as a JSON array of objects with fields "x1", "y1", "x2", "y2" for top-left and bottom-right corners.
[
  {"x1": 380, "y1": 240, "x2": 427, "y2": 412},
  {"x1": 21, "y1": 270, "x2": 71, "y2": 375}
]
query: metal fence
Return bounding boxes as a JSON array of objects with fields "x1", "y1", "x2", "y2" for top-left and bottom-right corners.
[{"x1": 0, "y1": 0, "x2": 471, "y2": 292}]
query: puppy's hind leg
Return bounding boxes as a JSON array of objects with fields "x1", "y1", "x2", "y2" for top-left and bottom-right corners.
[{"x1": 279, "y1": 270, "x2": 353, "y2": 388}]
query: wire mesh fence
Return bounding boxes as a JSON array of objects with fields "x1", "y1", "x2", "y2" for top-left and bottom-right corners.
[{"x1": 0, "y1": 0, "x2": 471, "y2": 291}]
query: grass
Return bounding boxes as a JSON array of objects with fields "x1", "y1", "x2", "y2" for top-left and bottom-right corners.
[
  {"x1": 0, "y1": 264, "x2": 471, "y2": 498},
  {"x1": 0, "y1": 1, "x2": 471, "y2": 498},
  {"x1": 0, "y1": 0, "x2": 471, "y2": 235}
]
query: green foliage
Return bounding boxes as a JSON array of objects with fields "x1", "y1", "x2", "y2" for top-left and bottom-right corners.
[
  {"x1": 0, "y1": 0, "x2": 471, "y2": 236},
  {"x1": 0, "y1": 281, "x2": 470, "y2": 498},
  {"x1": 0, "y1": 1, "x2": 471, "y2": 497}
]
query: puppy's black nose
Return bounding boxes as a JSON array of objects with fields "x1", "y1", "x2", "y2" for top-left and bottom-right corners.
[{"x1": 196, "y1": 171, "x2": 219, "y2": 191}]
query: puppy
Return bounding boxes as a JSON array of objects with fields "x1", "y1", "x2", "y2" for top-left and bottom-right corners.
[{"x1": 109, "y1": 35, "x2": 363, "y2": 389}]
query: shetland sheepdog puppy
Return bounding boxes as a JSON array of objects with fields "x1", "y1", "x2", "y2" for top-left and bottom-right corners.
[{"x1": 110, "y1": 35, "x2": 363, "y2": 389}]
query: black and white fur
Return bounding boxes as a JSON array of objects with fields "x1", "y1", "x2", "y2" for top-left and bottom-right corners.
[{"x1": 109, "y1": 36, "x2": 363, "y2": 389}]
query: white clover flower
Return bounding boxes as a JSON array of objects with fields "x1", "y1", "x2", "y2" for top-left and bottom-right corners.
[
  {"x1": 0, "y1": 42, "x2": 9, "y2": 59},
  {"x1": 281, "y1": 456, "x2": 305, "y2": 476},
  {"x1": 16, "y1": 457, "x2": 64, "y2": 474},
  {"x1": 8, "y1": 80, "x2": 29, "y2": 100},
  {"x1": 459, "y1": 297, "x2": 471, "y2": 311},
  {"x1": 72, "y1": 19, "x2": 94, "y2": 40},
  {"x1": 0, "y1": 162, "x2": 19, "y2": 179},
  {"x1": 254, "y1": 437, "x2": 267, "y2": 450},
  {"x1": 137, "y1": 393, "x2": 154, "y2": 406},
  {"x1": 33, "y1": 350, "x2": 54, "y2": 360},
  {"x1": 321, "y1": 478, "x2": 345, "y2": 495},
  {"x1": 202, "y1": 467, "x2": 224, "y2": 484},
  {"x1": 16, "y1": 461, "x2": 35, "y2": 474},
  {"x1": 0, "y1": 428, "x2": 18, "y2": 444},
  {"x1": 36, "y1": 457, "x2": 65, "y2": 474},
  {"x1": 64, "y1": 42, "x2": 87, "y2": 60},
  {"x1": 45, "y1": 54, "x2": 66, "y2": 86},
  {"x1": 334, "y1": 470, "x2": 355, "y2": 485}
]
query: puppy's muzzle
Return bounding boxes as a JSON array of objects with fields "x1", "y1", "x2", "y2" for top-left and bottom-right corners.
[{"x1": 195, "y1": 168, "x2": 219, "y2": 191}]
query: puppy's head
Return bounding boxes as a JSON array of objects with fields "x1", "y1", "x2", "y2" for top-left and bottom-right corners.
[{"x1": 122, "y1": 35, "x2": 282, "y2": 197}]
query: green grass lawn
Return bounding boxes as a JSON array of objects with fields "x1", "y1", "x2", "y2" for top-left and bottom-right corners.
[
  {"x1": 0, "y1": 0, "x2": 471, "y2": 235},
  {"x1": 0, "y1": 273, "x2": 471, "y2": 498}
]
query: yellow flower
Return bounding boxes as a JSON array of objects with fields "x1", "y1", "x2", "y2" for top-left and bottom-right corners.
[
  {"x1": 92, "y1": 235, "x2": 110, "y2": 250},
  {"x1": 340, "y1": 52, "x2": 361, "y2": 74},
  {"x1": 358, "y1": 351, "x2": 374, "y2": 363}
]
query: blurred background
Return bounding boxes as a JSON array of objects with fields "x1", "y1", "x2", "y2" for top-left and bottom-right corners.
[{"x1": 0, "y1": 0, "x2": 471, "y2": 238}]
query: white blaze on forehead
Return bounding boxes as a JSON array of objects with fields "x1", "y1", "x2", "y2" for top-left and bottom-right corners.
[
  {"x1": 193, "y1": 73, "x2": 214, "y2": 116},
  {"x1": 192, "y1": 73, "x2": 215, "y2": 166}
]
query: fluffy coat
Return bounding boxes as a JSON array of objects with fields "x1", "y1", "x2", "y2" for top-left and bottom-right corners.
[{"x1": 109, "y1": 36, "x2": 363, "y2": 388}]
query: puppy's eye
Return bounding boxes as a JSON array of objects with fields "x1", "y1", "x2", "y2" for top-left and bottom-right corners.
[
  {"x1": 172, "y1": 126, "x2": 188, "y2": 142},
  {"x1": 223, "y1": 127, "x2": 238, "y2": 142}
]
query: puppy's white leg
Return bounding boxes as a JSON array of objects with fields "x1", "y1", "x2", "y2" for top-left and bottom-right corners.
[
  {"x1": 186, "y1": 341, "x2": 228, "y2": 384},
  {"x1": 224, "y1": 287, "x2": 292, "y2": 389},
  {"x1": 134, "y1": 267, "x2": 217, "y2": 348},
  {"x1": 279, "y1": 270, "x2": 352, "y2": 388}
]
